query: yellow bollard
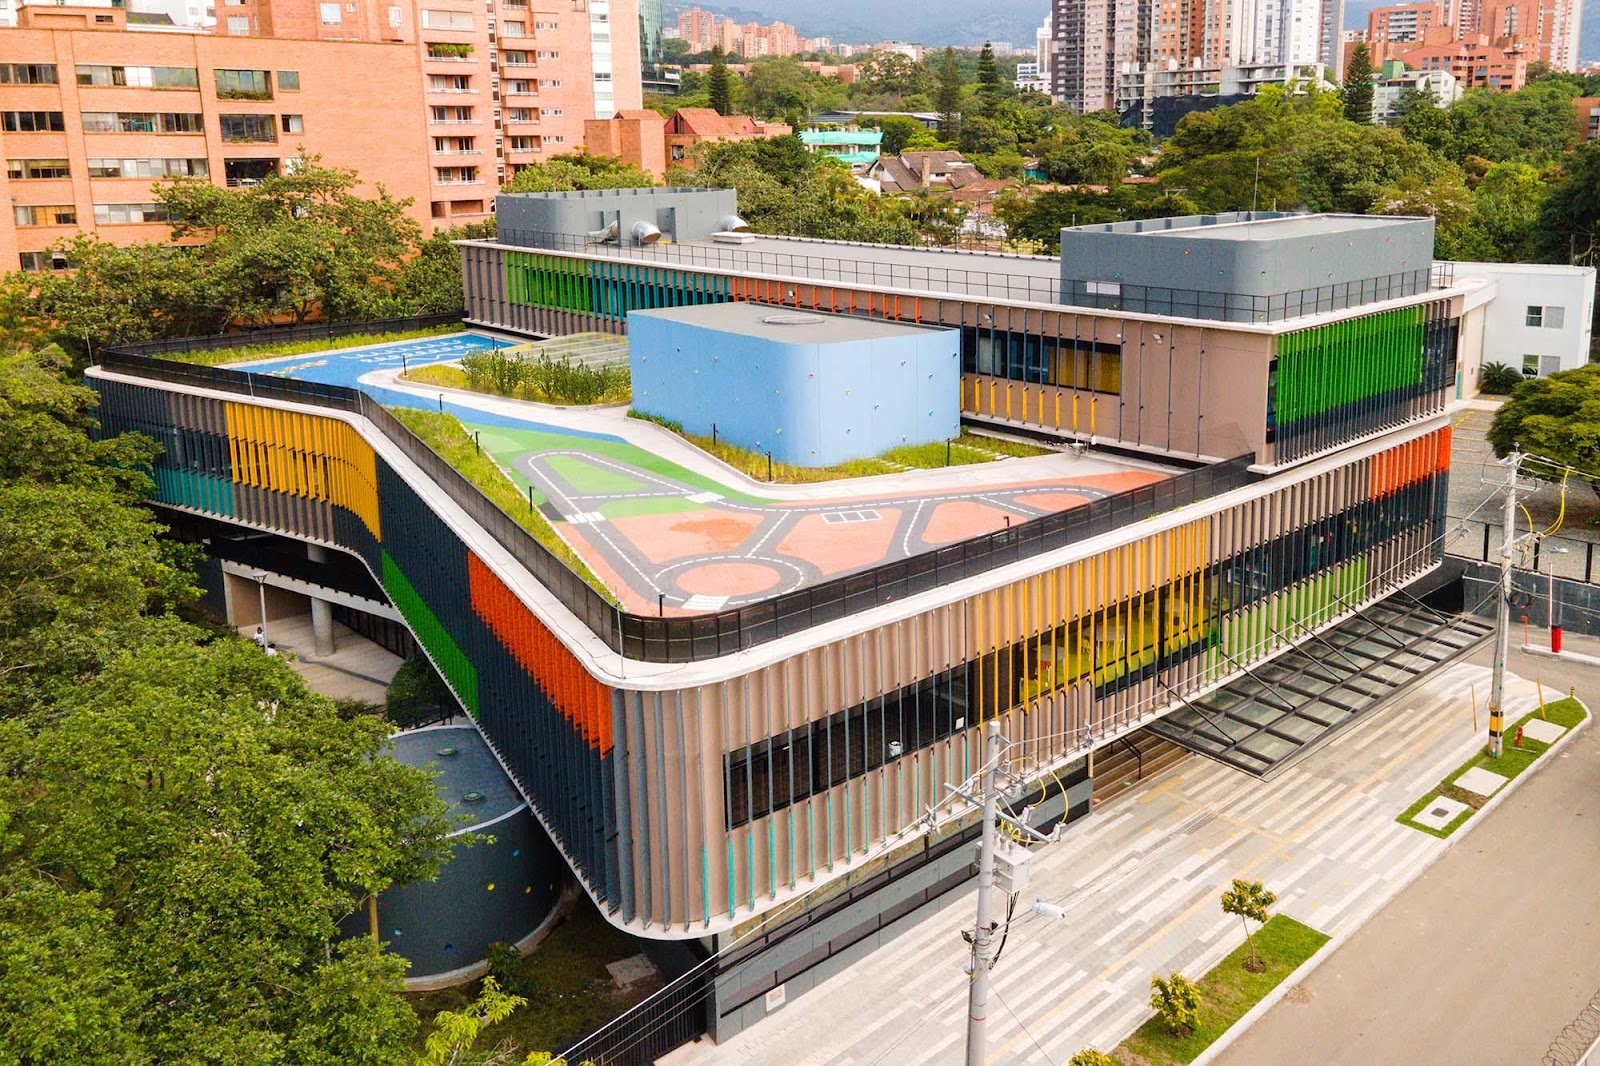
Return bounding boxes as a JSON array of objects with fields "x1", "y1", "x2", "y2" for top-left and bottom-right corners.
[{"x1": 1537, "y1": 677, "x2": 1547, "y2": 718}]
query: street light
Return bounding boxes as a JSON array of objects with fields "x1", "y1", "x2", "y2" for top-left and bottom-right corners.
[{"x1": 251, "y1": 569, "x2": 268, "y2": 645}]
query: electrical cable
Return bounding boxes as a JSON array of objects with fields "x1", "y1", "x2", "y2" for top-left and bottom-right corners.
[{"x1": 993, "y1": 984, "x2": 1062, "y2": 1066}]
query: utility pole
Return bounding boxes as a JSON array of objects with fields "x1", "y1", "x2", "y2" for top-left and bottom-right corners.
[
  {"x1": 937, "y1": 720, "x2": 1067, "y2": 1066},
  {"x1": 1487, "y1": 450, "x2": 1523, "y2": 759},
  {"x1": 966, "y1": 720, "x2": 1002, "y2": 1066}
]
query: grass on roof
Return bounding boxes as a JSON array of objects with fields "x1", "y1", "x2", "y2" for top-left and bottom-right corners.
[
  {"x1": 387, "y1": 406, "x2": 612, "y2": 602},
  {"x1": 156, "y1": 324, "x2": 463, "y2": 366}
]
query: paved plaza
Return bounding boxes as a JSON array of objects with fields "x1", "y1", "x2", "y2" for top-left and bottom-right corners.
[{"x1": 662, "y1": 661, "x2": 1573, "y2": 1065}]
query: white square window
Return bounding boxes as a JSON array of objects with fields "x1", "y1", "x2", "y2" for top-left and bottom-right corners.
[
  {"x1": 1544, "y1": 305, "x2": 1565, "y2": 329},
  {"x1": 319, "y1": 1, "x2": 340, "y2": 23},
  {"x1": 227, "y1": 14, "x2": 249, "y2": 33}
]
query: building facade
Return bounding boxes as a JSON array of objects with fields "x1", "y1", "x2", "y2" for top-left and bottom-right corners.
[
  {"x1": 92, "y1": 197, "x2": 1517, "y2": 1046},
  {"x1": 0, "y1": 7, "x2": 433, "y2": 272}
]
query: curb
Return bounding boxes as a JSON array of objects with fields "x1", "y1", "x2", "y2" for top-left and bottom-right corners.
[{"x1": 1183, "y1": 694, "x2": 1590, "y2": 1066}]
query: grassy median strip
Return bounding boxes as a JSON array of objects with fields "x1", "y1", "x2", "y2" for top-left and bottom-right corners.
[
  {"x1": 1119, "y1": 914, "x2": 1330, "y2": 1066},
  {"x1": 388, "y1": 407, "x2": 613, "y2": 601},
  {"x1": 164, "y1": 324, "x2": 463, "y2": 366},
  {"x1": 1397, "y1": 696, "x2": 1587, "y2": 839}
]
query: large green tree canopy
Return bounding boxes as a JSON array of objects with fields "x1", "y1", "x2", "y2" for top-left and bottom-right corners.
[{"x1": 0, "y1": 347, "x2": 452, "y2": 1062}]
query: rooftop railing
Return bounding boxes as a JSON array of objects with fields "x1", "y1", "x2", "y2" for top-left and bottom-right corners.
[{"x1": 100, "y1": 317, "x2": 1258, "y2": 663}]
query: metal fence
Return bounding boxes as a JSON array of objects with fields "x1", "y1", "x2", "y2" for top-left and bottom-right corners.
[
  {"x1": 101, "y1": 311, "x2": 466, "y2": 359},
  {"x1": 487, "y1": 228, "x2": 1067, "y2": 304},
  {"x1": 557, "y1": 967, "x2": 710, "y2": 1066},
  {"x1": 100, "y1": 334, "x2": 1259, "y2": 664},
  {"x1": 1445, "y1": 517, "x2": 1600, "y2": 584},
  {"x1": 1062, "y1": 265, "x2": 1451, "y2": 325}
]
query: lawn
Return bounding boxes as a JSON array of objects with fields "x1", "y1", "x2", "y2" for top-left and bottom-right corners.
[
  {"x1": 1118, "y1": 914, "x2": 1330, "y2": 1066},
  {"x1": 387, "y1": 407, "x2": 612, "y2": 599},
  {"x1": 629, "y1": 412, "x2": 1054, "y2": 485},
  {"x1": 1397, "y1": 696, "x2": 1587, "y2": 839},
  {"x1": 407, "y1": 899, "x2": 662, "y2": 1058},
  {"x1": 160, "y1": 324, "x2": 463, "y2": 366}
]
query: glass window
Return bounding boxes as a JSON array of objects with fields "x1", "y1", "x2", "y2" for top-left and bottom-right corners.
[
  {"x1": 319, "y1": 1, "x2": 341, "y2": 23},
  {"x1": 77, "y1": 65, "x2": 198, "y2": 88},
  {"x1": 19, "y1": 250, "x2": 73, "y2": 272},
  {"x1": 94, "y1": 202, "x2": 171, "y2": 224},
  {"x1": 2, "y1": 111, "x2": 65, "y2": 132},
  {"x1": 214, "y1": 69, "x2": 272, "y2": 99},
  {"x1": 6, "y1": 158, "x2": 70, "y2": 179},
  {"x1": 277, "y1": 69, "x2": 300, "y2": 90},
  {"x1": 227, "y1": 15, "x2": 250, "y2": 33},
  {"x1": 14, "y1": 204, "x2": 77, "y2": 226},
  {"x1": 87, "y1": 157, "x2": 208, "y2": 178},
  {"x1": 219, "y1": 113, "x2": 276, "y2": 142},
  {"x1": 280, "y1": 114, "x2": 304, "y2": 134},
  {"x1": 1522, "y1": 353, "x2": 1540, "y2": 376},
  {"x1": 1525, "y1": 305, "x2": 1543, "y2": 327},
  {"x1": 0, "y1": 63, "x2": 58, "y2": 84}
]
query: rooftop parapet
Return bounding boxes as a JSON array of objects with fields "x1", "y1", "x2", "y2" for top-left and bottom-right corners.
[{"x1": 1059, "y1": 212, "x2": 1437, "y2": 323}]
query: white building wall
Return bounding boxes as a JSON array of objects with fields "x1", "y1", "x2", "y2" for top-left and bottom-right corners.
[{"x1": 1457, "y1": 262, "x2": 1597, "y2": 378}]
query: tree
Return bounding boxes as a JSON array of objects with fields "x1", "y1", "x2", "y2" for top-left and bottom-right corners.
[
  {"x1": 1220, "y1": 878, "x2": 1277, "y2": 973},
  {"x1": 936, "y1": 47, "x2": 963, "y2": 143},
  {"x1": 1487, "y1": 365, "x2": 1600, "y2": 494},
  {"x1": 1343, "y1": 42, "x2": 1375, "y2": 123},
  {"x1": 741, "y1": 58, "x2": 815, "y2": 120},
  {"x1": 1068, "y1": 1050, "x2": 1120, "y2": 1066},
  {"x1": 874, "y1": 114, "x2": 926, "y2": 156},
  {"x1": 1149, "y1": 972, "x2": 1202, "y2": 1036},
  {"x1": 708, "y1": 45, "x2": 733, "y2": 116},
  {"x1": 1479, "y1": 362, "x2": 1525, "y2": 395},
  {"x1": 1534, "y1": 141, "x2": 1600, "y2": 264},
  {"x1": 0, "y1": 352, "x2": 454, "y2": 1058},
  {"x1": 502, "y1": 153, "x2": 656, "y2": 194},
  {"x1": 976, "y1": 41, "x2": 1004, "y2": 115}
]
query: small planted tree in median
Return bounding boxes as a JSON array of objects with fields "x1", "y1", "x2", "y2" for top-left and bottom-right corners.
[
  {"x1": 1220, "y1": 877, "x2": 1277, "y2": 974},
  {"x1": 1149, "y1": 972, "x2": 1201, "y2": 1036},
  {"x1": 1068, "y1": 1048, "x2": 1121, "y2": 1066}
]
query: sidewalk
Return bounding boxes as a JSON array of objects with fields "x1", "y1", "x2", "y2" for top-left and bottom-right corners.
[
  {"x1": 662, "y1": 662, "x2": 1562, "y2": 1065},
  {"x1": 1214, "y1": 637, "x2": 1600, "y2": 1066},
  {"x1": 239, "y1": 616, "x2": 402, "y2": 703}
]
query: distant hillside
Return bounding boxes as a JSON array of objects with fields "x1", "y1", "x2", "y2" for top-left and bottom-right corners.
[
  {"x1": 1345, "y1": 0, "x2": 1598, "y2": 64},
  {"x1": 660, "y1": 0, "x2": 1050, "y2": 48}
]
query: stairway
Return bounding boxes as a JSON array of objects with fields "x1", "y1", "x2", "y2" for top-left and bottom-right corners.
[{"x1": 1090, "y1": 728, "x2": 1191, "y2": 805}]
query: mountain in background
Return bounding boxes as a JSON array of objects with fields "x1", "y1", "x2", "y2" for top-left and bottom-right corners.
[
  {"x1": 1343, "y1": 0, "x2": 1599, "y2": 65},
  {"x1": 660, "y1": 0, "x2": 1049, "y2": 48}
]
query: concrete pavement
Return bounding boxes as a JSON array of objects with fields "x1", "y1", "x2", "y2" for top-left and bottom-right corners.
[
  {"x1": 663, "y1": 659, "x2": 1566, "y2": 1066},
  {"x1": 1213, "y1": 636, "x2": 1600, "y2": 1066}
]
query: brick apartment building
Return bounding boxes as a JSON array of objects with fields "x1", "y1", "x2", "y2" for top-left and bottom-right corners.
[
  {"x1": 583, "y1": 106, "x2": 789, "y2": 178},
  {"x1": 1, "y1": 0, "x2": 641, "y2": 271}
]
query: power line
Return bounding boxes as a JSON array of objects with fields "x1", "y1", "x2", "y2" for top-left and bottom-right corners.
[{"x1": 994, "y1": 984, "x2": 1061, "y2": 1066}]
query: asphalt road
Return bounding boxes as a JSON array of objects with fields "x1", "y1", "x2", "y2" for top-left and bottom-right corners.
[{"x1": 1214, "y1": 635, "x2": 1600, "y2": 1066}]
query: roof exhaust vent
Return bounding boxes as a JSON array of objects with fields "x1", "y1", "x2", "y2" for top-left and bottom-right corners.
[
  {"x1": 630, "y1": 220, "x2": 663, "y2": 245},
  {"x1": 586, "y1": 220, "x2": 620, "y2": 244},
  {"x1": 718, "y1": 214, "x2": 750, "y2": 233}
]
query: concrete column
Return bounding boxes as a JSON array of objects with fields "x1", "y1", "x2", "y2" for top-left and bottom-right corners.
[{"x1": 307, "y1": 543, "x2": 336, "y2": 657}]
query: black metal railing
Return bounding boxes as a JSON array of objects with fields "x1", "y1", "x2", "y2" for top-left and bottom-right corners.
[
  {"x1": 99, "y1": 333, "x2": 1259, "y2": 664},
  {"x1": 557, "y1": 967, "x2": 710, "y2": 1066}
]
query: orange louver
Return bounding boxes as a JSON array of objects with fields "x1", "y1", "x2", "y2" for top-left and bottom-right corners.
[
  {"x1": 1370, "y1": 426, "x2": 1451, "y2": 497},
  {"x1": 468, "y1": 554, "x2": 614, "y2": 754}
]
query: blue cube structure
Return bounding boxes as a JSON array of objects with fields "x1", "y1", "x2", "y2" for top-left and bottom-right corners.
[{"x1": 629, "y1": 303, "x2": 960, "y2": 467}]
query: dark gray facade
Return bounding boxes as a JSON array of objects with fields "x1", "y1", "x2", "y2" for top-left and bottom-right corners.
[
  {"x1": 358, "y1": 725, "x2": 564, "y2": 982},
  {"x1": 496, "y1": 187, "x2": 740, "y2": 249},
  {"x1": 1059, "y1": 212, "x2": 1437, "y2": 322}
]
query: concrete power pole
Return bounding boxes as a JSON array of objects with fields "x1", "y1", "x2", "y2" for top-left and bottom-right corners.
[
  {"x1": 1487, "y1": 450, "x2": 1522, "y2": 759},
  {"x1": 966, "y1": 720, "x2": 1003, "y2": 1066}
]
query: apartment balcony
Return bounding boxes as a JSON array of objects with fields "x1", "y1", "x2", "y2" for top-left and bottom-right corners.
[
  {"x1": 504, "y1": 88, "x2": 539, "y2": 97},
  {"x1": 428, "y1": 118, "x2": 483, "y2": 126},
  {"x1": 431, "y1": 148, "x2": 484, "y2": 155},
  {"x1": 433, "y1": 178, "x2": 486, "y2": 186},
  {"x1": 502, "y1": 59, "x2": 538, "y2": 67},
  {"x1": 424, "y1": 53, "x2": 478, "y2": 63},
  {"x1": 426, "y1": 87, "x2": 481, "y2": 94}
]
